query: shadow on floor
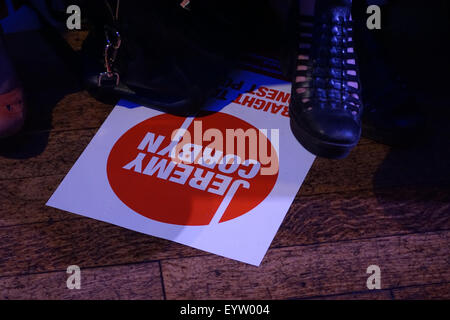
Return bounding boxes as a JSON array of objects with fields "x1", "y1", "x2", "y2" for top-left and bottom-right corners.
[
  {"x1": 372, "y1": 103, "x2": 450, "y2": 232},
  {"x1": 0, "y1": 29, "x2": 81, "y2": 159}
]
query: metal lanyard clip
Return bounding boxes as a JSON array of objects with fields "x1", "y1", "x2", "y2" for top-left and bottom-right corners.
[
  {"x1": 98, "y1": 0, "x2": 122, "y2": 87},
  {"x1": 98, "y1": 26, "x2": 121, "y2": 87}
]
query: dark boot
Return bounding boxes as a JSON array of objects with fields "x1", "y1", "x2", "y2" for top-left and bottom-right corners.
[{"x1": 289, "y1": 0, "x2": 363, "y2": 159}]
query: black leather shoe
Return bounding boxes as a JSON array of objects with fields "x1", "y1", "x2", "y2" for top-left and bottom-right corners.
[{"x1": 289, "y1": 0, "x2": 363, "y2": 159}]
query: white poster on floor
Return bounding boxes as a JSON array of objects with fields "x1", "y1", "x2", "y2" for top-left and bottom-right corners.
[{"x1": 47, "y1": 67, "x2": 315, "y2": 266}]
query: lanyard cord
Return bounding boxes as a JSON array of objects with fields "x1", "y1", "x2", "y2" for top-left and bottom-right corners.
[{"x1": 104, "y1": 0, "x2": 120, "y2": 23}]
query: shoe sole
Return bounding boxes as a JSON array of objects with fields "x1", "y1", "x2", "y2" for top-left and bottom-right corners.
[{"x1": 289, "y1": 116, "x2": 357, "y2": 159}]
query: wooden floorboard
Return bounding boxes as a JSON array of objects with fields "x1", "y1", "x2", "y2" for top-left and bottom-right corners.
[
  {"x1": 0, "y1": 129, "x2": 96, "y2": 181},
  {"x1": 391, "y1": 282, "x2": 450, "y2": 300},
  {"x1": 0, "y1": 218, "x2": 202, "y2": 278},
  {"x1": 0, "y1": 30, "x2": 448, "y2": 299},
  {"x1": 0, "y1": 262, "x2": 164, "y2": 300},
  {"x1": 160, "y1": 232, "x2": 449, "y2": 299},
  {"x1": 275, "y1": 185, "x2": 450, "y2": 247},
  {"x1": 306, "y1": 290, "x2": 392, "y2": 300},
  {"x1": 1, "y1": 184, "x2": 448, "y2": 278},
  {"x1": 0, "y1": 175, "x2": 68, "y2": 227}
]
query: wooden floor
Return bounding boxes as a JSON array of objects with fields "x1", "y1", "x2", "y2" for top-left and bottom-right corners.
[{"x1": 0, "y1": 31, "x2": 449, "y2": 300}]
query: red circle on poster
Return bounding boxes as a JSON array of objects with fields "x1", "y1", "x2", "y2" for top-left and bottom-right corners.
[{"x1": 107, "y1": 112, "x2": 278, "y2": 226}]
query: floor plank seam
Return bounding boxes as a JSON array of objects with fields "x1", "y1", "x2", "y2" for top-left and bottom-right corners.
[
  {"x1": 269, "y1": 228, "x2": 450, "y2": 252},
  {"x1": 391, "y1": 280, "x2": 450, "y2": 291},
  {"x1": 158, "y1": 261, "x2": 167, "y2": 300},
  {"x1": 0, "y1": 173, "x2": 65, "y2": 184},
  {"x1": 300, "y1": 281, "x2": 450, "y2": 300},
  {"x1": 296, "y1": 288, "x2": 393, "y2": 300},
  {"x1": 1, "y1": 229, "x2": 448, "y2": 279},
  {"x1": 0, "y1": 259, "x2": 165, "y2": 281},
  {"x1": 0, "y1": 216, "x2": 82, "y2": 230},
  {"x1": 389, "y1": 289, "x2": 395, "y2": 300},
  {"x1": 389, "y1": 281, "x2": 450, "y2": 300}
]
